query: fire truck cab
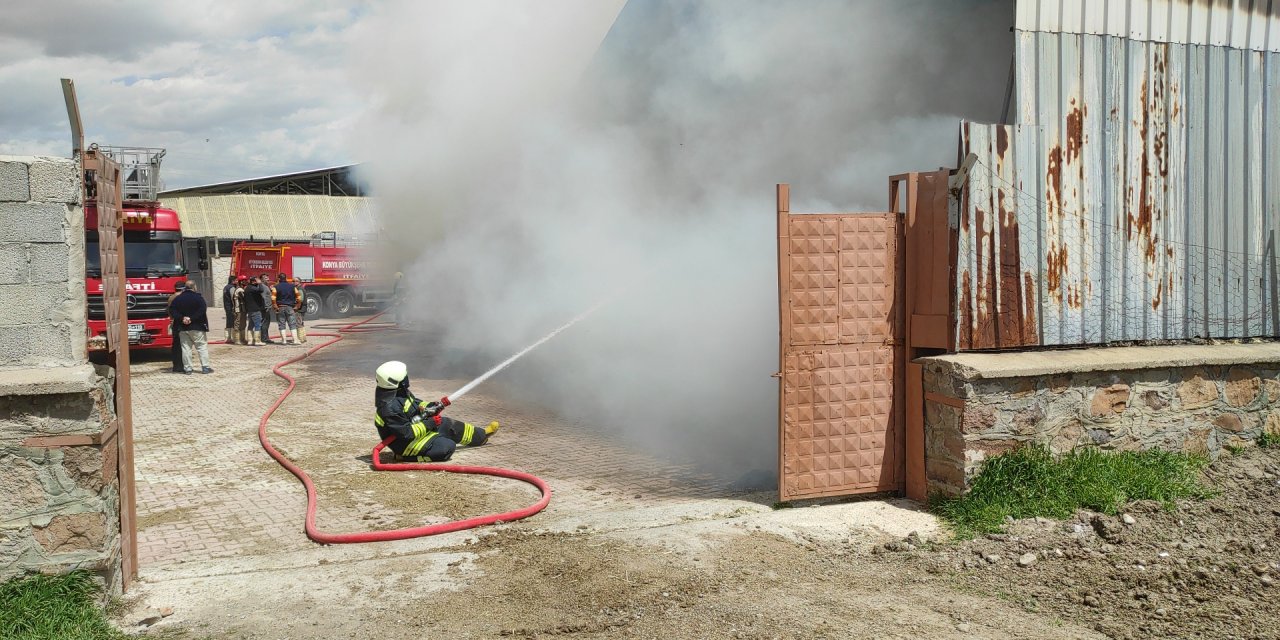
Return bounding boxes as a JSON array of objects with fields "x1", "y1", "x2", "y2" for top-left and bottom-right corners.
[{"x1": 85, "y1": 147, "x2": 188, "y2": 351}]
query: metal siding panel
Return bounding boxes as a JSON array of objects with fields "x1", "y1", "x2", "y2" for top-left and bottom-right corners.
[
  {"x1": 1038, "y1": 32, "x2": 1062, "y2": 344},
  {"x1": 1081, "y1": 0, "x2": 1108, "y2": 34},
  {"x1": 1016, "y1": 124, "x2": 1045, "y2": 344},
  {"x1": 1186, "y1": 44, "x2": 1210, "y2": 337},
  {"x1": 1210, "y1": 0, "x2": 1233, "y2": 47},
  {"x1": 1106, "y1": 0, "x2": 1130, "y2": 37},
  {"x1": 1131, "y1": 0, "x2": 1153, "y2": 41},
  {"x1": 1145, "y1": 42, "x2": 1171, "y2": 339},
  {"x1": 1081, "y1": 35, "x2": 1107, "y2": 343},
  {"x1": 1058, "y1": 33, "x2": 1085, "y2": 344},
  {"x1": 1121, "y1": 39, "x2": 1145, "y2": 340},
  {"x1": 1270, "y1": 52, "x2": 1280, "y2": 336},
  {"x1": 1246, "y1": 50, "x2": 1268, "y2": 336},
  {"x1": 1205, "y1": 45, "x2": 1228, "y2": 336},
  {"x1": 1151, "y1": 0, "x2": 1173, "y2": 43},
  {"x1": 1169, "y1": 0, "x2": 1194, "y2": 45},
  {"x1": 972, "y1": 125, "x2": 996, "y2": 347},
  {"x1": 1164, "y1": 43, "x2": 1189, "y2": 335},
  {"x1": 1103, "y1": 34, "x2": 1128, "y2": 342},
  {"x1": 1061, "y1": 0, "x2": 1084, "y2": 33},
  {"x1": 1226, "y1": 48, "x2": 1247, "y2": 337},
  {"x1": 1017, "y1": 31, "x2": 1040, "y2": 125}
]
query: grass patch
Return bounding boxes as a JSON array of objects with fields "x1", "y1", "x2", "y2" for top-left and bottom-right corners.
[
  {"x1": 0, "y1": 571, "x2": 123, "y2": 640},
  {"x1": 931, "y1": 445, "x2": 1211, "y2": 538},
  {"x1": 1258, "y1": 431, "x2": 1280, "y2": 449}
]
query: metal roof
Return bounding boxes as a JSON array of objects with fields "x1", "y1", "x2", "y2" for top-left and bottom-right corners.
[
  {"x1": 1017, "y1": 0, "x2": 1280, "y2": 53},
  {"x1": 164, "y1": 194, "x2": 376, "y2": 240},
  {"x1": 952, "y1": 0, "x2": 1280, "y2": 350},
  {"x1": 159, "y1": 164, "x2": 365, "y2": 197}
]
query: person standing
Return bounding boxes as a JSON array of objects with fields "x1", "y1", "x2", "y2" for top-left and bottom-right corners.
[
  {"x1": 242, "y1": 276, "x2": 268, "y2": 346},
  {"x1": 233, "y1": 275, "x2": 249, "y2": 344},
  {"x1": 165, "y1": 282, "x2": 186, "y2": 373},
  {"x1": 221, "y1": 275, "x2": 237, "y2": 344},
  {"x1": 169, "y1": 280, "x2": 213, "y2": 374},
  {"x1": 260, "y1": 271, "x2": 276, "y2": 344},
  {"x1": 273, "y1": 273, "x2": 301, "y2": 344},
  {"x1": 294, "y1": 281, "x2": 308, "y2": 344}
]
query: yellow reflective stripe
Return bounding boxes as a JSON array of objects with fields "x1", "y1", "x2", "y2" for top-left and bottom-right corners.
[
  {"x1": 402, "y1": 398, "x2": 413, "y2": 413},
  {"x1": 459, "y1": 422, "x2": 475, "y2": 446},
  {"x1": 404, "y1": 431, "x2": 437, "y2": 456},
  {"x1": 411, "y1": 422, "x2": 426, "y2": 439},
  {"x1": 374, "y1": 413, "x2": 385, "y2": 427}
]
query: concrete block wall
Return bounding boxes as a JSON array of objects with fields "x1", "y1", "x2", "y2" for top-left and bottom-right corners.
[
  {"x1": 0, "y1": 156, "x2": 87, "y2": 368},
  {"x1": 0, "y1": 155, "x2": 121, "y2": 593},
  {"x1": 919, "y1": 344, "x2": 1280, "y2": 496}
]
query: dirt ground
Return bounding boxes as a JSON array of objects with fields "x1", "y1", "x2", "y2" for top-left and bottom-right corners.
[{"x1": 119, "y1": 312, "x2": 1280, "y2": 639}]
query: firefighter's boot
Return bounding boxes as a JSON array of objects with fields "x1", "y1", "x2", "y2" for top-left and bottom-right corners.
[
  {"x1": 250, "y1": 332, "x2": 259, "y2": 346},
  {"x1": 484, "y1": 421, "x2": 499, "y2": 436},
  {"x1": 224, "y1": 329, "x2": 231, "y2": 343},
  {"x1": 297, "y1": 327, "x2": 307, "y2": 343}
]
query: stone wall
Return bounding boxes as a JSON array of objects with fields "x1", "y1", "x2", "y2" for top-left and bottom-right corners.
[
  {"x1": 919, "y1": 344, "x2": 1280, "y2": 497},
  {"x1": 0, "y1": 155, "x2": 121, "y2": 593}
]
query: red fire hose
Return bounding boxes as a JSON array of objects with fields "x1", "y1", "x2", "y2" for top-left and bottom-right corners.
[{"x1": 255, "y1": 313, "x2": 552, "y2": 544}]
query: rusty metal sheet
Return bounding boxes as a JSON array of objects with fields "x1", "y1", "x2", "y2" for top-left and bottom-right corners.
[
  {"x1": 955, "y1": 14, "x2": 1280, "y2": 350},
  {"x1": 779, "y1": 203, "x2": 901, "y2": 500}
]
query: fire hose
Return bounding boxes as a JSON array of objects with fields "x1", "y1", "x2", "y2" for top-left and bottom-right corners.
[{"x1": 256, "y1": 312, "x2": 552, "y2": 544}]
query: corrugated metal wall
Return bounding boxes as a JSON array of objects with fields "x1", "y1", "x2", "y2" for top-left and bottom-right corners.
[
  {"x1": 164, "y1": 194, "x2": 376, "y2": 240},
  {"x1": 955, "y1": 0, "x2": 1280, "y2": 349}
]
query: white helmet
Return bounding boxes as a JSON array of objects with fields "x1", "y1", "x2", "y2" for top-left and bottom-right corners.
[{"x1": 375, "y1": 361, "x2": 408, "y2": 390}]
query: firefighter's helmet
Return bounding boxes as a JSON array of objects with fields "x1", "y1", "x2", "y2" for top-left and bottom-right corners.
[{"x1": 375, "y1": 361, "x2": 409, "y2": 390}]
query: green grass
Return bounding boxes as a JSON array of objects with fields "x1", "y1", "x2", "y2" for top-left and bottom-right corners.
[
  {"x1": 1258, "y1": 431, "x2": 1280, "y2": 449},
  {"x1": 0, "y1": 572, "x2": 124, "y2": 640},
  {"x1": 931, "y1": 445, "x2": 1212, "y2": 538}
]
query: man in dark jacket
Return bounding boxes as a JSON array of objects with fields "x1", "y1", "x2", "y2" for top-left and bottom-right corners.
[
  {"x1": 273, "y1": 273, "x2": 302, "y2": 344},
  {"x1": 221, "y1": 275, "x2": 237, "y2": 344},
  {"x1": 170, "y1": 280, "x2": 213, "y2": 374},
  {"x1": 165, "y1": 282, "x2": 186, "y2": 373},
  {"x1": 372, "y1": 360, "x2": 498, "y2": 461},
  {"x1": 260, "y1": 271, "x2": 276, "y2": 344},
  {"x1": 242, "y1": 276, "x2": 268, "y2": 346}
]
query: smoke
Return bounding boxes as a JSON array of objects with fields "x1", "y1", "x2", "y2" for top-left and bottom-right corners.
[{"x1": 346, "y1": 0, "x2": 1013, "y2": 483}]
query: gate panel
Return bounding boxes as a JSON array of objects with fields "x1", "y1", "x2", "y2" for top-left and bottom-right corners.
[{"x1": 778, "y1": 187, "x2": 902, "y2": 501}]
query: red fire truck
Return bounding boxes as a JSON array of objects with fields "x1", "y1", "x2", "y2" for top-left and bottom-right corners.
[
  {"x1": 85, "y1": 147, "x2": 190, "y2": 352},
  {"x1": 230, "y1": 233, "x2": 392, "y2": 318}
]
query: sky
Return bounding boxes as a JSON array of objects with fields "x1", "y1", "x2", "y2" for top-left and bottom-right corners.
[{"x1": 0, "y1": 0, "x2": 371, "y2": 189}]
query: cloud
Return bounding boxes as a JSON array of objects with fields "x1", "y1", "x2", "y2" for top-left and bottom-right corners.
[{"x1": 0, "y1": 1, "x2": 367, "y2": 187}]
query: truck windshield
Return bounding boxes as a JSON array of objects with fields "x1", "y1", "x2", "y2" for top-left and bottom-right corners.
[{"x1": 85, "y1": 236, "x2": 185, "y2": 277}]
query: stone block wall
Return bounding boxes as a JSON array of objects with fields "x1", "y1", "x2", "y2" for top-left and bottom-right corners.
[
  {"x1": 0, "y1": 154, "x2": 121, "y2": 593},
  {"x1": 919, "y1": 344, "x2": 1280, "y2": 496}
]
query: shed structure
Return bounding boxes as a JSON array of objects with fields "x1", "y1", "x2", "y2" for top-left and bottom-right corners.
[{"x1": 956, "y1": 0, "x2": 1280, "y2": 350}]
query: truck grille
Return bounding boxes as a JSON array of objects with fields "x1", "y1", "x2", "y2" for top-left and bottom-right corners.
[{"x1": 87, "y1": 293, "x2": 171, "y2": 320}]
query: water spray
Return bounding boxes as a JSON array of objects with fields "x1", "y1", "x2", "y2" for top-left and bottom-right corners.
[{"x1": 421, "y1": 294, "x2": 615, "y2": 421}]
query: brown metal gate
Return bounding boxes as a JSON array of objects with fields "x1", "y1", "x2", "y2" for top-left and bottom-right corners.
[
  {"x1": 776, "y1": 184, "x2": 904, "y2": 501},
  {"x1": 85, "y1": 146, "x2": 138, "y2": 589}
]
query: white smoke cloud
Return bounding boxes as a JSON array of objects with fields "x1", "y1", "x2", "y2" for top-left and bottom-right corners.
[{"x1": 347, "y1": 0, "x2": 1013, "y2": 483}]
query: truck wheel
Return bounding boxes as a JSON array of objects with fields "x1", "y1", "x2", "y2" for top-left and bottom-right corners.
[
  {"x1": 304, "y1": 292, "x2": 324, "y2": 319},
  {"x1": 327, "y1": 289, "x2": 354, "y2": 318}
]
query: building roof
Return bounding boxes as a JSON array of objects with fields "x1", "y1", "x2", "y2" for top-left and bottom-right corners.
[
  {"x1": 164, "y1": 193, "x2": 375, "y2": 240},
  {"x1": 159, "y1": 164, "x2": 366, "y2": 197}
]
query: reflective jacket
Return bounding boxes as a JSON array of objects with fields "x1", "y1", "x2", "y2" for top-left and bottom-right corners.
[{"x1": 374, "y1": 387, "x2": 436, "y2": 457}]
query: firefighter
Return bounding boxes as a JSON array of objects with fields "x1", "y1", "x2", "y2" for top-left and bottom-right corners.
[
  {"x1": 373, "y1": 361, "x2": 498, "y2": 462},
  {"x1": 233, "y1": 275, "x2": 249, "y2": 344}
]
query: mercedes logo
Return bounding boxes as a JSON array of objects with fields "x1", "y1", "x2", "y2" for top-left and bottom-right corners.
[{"x1": 125, "y1": 295, "x2": 137, "y2": 310}]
